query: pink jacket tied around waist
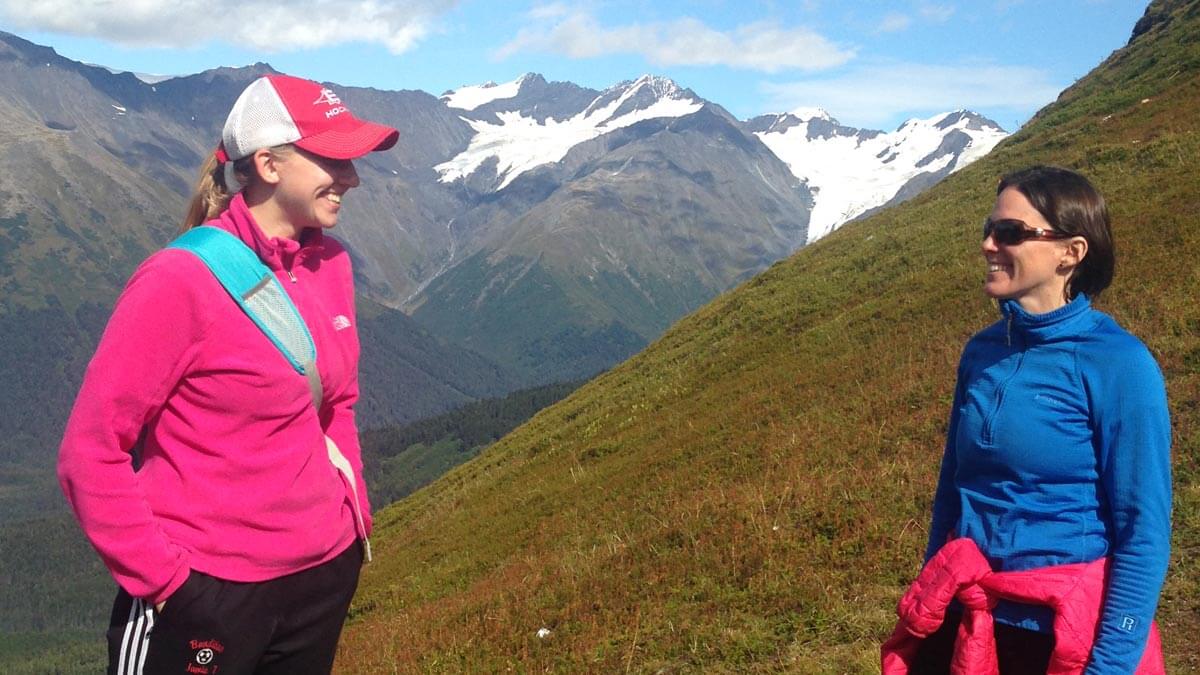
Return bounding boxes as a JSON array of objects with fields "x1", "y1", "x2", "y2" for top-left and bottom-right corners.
[{"x1": 882, "y1": 538, "x2": 1163, "y2": 674}]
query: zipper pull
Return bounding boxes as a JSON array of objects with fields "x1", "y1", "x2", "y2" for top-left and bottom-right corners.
[
  {"x1": 287, "y1": 250, "x2": 306, "y2": 283},
  {"x1": 1006, "y1": 313, "x2": 1013, "y2": 347}
]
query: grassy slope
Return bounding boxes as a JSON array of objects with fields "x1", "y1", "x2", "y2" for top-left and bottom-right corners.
[
  {"x1": 361, "y1": 380, "x2": 581, "y2": 505},
  {"x1": 340, "y1": 3, "x2": 1200, "y2": 672}
]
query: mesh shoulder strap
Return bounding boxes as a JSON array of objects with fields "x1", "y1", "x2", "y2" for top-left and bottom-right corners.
[{"x1": 168, "y1": 226, "x2": 322, "y2": 409}]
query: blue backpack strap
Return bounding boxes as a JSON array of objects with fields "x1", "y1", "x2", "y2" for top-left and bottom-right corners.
[{"x1": 168, "y1": 226, "x2": 322, "y2": 409}]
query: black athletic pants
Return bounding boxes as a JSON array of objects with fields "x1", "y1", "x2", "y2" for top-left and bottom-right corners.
[
  {"x1": 909, "y1": 609, "x2": 1055, "y2": 674},
  {"x1": 107, "y1": 542, "x2": 362, "y2": 675}
]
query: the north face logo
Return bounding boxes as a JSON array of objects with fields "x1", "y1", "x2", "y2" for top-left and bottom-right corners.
[
  {"x1": 332, "y1": 315, "x2": 352, "y2": 331},
  {"x1": 313, "y1": 87, "x2": 342, "y2": 106}
]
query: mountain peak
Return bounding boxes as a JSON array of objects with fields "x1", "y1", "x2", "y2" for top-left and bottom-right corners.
[
  {"x1": 753, "y1": 106, "x2": 1008, "y2": 240},
  {"x1": 742, "y1": 108, "x2": 840, "y2": 136},
  {"x1": 0, "y1": 29, "x2": 62, "y2": 62},
  {"x1": 934, "y1": 109, "x2": 1005, "y2": 133},
  {"x1": 436, "y1": 72, "x2": 706, "y2": 191},
  {"x1": 630, "y1": 74, "x2": 682, "y2": 95},
  {"x1": 442, "y1": 74, "x2": 530, "y2": 110},
  {"x1": 788, "y1": 106, "x2": 833, "y2": 122},
  {"x1": 615, "y1": 74, "x2": 694, "y2": 103},
  {"x1": 191, "y1": 62, "x2": 277, "y2": 84},
  {"x1": 94, "y1": 65, "x2": 174, "y2": 85}
]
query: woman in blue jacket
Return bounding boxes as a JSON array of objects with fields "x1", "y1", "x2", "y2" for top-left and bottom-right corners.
[{"x1": 915, "y1": 166, "x2": 1171, "y2": 673}]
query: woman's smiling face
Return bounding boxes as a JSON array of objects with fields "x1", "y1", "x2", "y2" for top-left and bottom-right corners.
[
  {"x1": 272, "y1": 147, "x2": 360, "y2": 233},
  {"x1": 982, "y1": 187, "x2": 1074, "y2": 314}
]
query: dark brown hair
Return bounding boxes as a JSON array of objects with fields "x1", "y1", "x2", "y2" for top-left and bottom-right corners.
[{"x1": 997, "y1": 165, "x2": 1114, "y2": 299}]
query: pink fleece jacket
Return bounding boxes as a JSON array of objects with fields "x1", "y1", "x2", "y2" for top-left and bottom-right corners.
[
  {"x1": 58, "y1": 193, "x2": 371, "y2": 605},
  {"x1": 882, "y1": 538, "x2": 1164, "y2": 674}
]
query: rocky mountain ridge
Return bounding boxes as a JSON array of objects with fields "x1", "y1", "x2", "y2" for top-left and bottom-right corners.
[
  {"x1": 0, "y1": 27, "x2": 1010, "y2": 425},
  {"x1": 748, "y1": 108, "x2": 1006, "y2": 240}
]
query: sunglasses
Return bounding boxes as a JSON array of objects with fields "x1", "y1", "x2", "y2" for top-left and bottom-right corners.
[{"x1": 982, "y1": 218, "x2": 1072, "y2": 246}]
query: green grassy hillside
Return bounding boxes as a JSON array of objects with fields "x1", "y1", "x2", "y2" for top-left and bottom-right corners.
[
  {"x1": 338, "y1": 1, "x2": 1200, "y2": 671},
  {"x1": 362, "y1": 380, "x2": 580, "y2": 505}
]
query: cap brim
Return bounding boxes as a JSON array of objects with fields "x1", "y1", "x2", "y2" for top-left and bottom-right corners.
[{"x1": 294, "y1": 119, "x2": 399, "y2": 160}]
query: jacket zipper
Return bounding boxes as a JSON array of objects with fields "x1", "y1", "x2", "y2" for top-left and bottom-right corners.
[
  {"x1": 983, "y1": 325, "x2": 1023, "y2": 446},
  {"x1": 286, "y1": 249, "x2": 305, "y2": 283}
]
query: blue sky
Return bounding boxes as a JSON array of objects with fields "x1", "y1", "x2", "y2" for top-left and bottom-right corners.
[{"x1": 0, "y1": 0, "x2": 1148, "y2": 132}]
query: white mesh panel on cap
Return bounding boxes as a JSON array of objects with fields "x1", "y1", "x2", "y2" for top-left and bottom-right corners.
[{"x1": 222, "y1": 78, "x2": 302, "y2": 161}]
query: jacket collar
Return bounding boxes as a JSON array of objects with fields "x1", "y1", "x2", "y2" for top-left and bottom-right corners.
[
  {"x1": 999, "y1": 294, "x2": 1091, "y2": 344},
  {"x1": 206, "y1": 193, "x2": 324, "y2": 272}
]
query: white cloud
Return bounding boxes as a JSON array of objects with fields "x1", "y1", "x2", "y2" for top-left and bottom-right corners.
[
  {"x1": 919, "y1": 3, "x2": 956, "y2": 22},
  {"x1": 761, "y1": 61, "x2": 1061, "y2": 128},
  {"x1": 528, "y1": 2, "x2": 571, "y2": 20},
  {"x1": 875, "y1": 4, "x2": 954, "y2": 33},
  {"x1": 875, "y1": 13, "x2": 913, "y2": 34},
  {"x1": 0, "y1": 0, "x2": 459, "y2": 54},
  {"x1": 495, "y1": 10, "x2": 855, "y2": 73}
]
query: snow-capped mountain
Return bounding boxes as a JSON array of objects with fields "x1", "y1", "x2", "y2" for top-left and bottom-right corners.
[
  {"x1": 750, "y1": 108, "x2": 1007, "y2": 241},
  {"x1": 409, "y1": 75, "x2": 1007, "y2": 379},
  {"x1": 435, "y1": 73, "x2": 1007, "y2": 244},
  {"x1": 441, "y1": 77, "x2": 525, "y2": 111},
  {"x1": 437, "y1": 74, "x2": 704, "y2": 191},
  {"x1": 414, "y1": 73, "x2": 811, "y2": 381}
]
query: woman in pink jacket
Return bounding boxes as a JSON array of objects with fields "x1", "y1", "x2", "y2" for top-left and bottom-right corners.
[{"x1": 58, "y1": 74, "x2": 397, "y2": 674}]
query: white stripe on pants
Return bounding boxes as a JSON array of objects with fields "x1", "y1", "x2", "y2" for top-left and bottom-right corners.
[{"x1": 117, "y1": 598, "x2": 155, "y2": 675}]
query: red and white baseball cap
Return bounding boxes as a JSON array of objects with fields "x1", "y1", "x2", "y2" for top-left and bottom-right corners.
[{"x1": 215, "y1": 74, "x2": 398, "y2": 163}]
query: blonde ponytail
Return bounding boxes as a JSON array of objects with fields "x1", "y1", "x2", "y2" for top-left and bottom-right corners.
[
  {"x1": 180, "y1": 153, "x2": 253, "y2": 231},
  {"x1": 180, "y1": 146, "x2": 293, "y2": 231}
]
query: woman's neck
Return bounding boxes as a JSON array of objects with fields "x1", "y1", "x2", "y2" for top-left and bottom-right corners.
[
  {"x1": 244, "y1": 192, "x2": 302, "y2": 241},
  {"x1": 1015, "y1": 294, "x2": 1069, "y2": 315}
]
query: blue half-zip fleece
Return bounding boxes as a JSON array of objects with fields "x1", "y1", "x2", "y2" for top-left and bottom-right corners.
[{"x1": 925, "y1": 294, "x2": 1171, "y2": 674}]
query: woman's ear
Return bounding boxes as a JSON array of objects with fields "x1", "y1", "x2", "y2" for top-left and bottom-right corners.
[
  {"x1": 1061, "y1": 236, "x2": 1089, "y2": 271},
  {"x1": 251, "y1": 148, "x2": 282, "y2": 186}
]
